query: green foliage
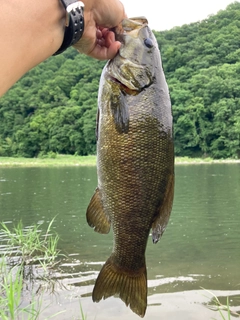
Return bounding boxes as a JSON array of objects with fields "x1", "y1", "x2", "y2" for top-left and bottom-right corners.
[
  {"x1": 0, "y1": 219, "x2": 63, "y2": 319},
  {"x1": 155, "y1": 1, "x2": 240, "y2": 159},
  {"x1": 0, "y1": 50, "x2": 103, "y2": 158},
  {"x1": 202, "y1": 287, "x2": 240, "y2": 319},
  {"x1": 0, "y1": 218, "x2": 60, "y2": 266},
  {"x1": 0, "y1": 2, "x2": 240, "y2": 158}
]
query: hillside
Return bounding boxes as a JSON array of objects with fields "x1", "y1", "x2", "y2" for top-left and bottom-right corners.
[{"x1": 0, "y1": 2, "x2": 239, "y2": 158}]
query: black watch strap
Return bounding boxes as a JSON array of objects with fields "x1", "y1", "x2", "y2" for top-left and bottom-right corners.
[{"x1": 54, "y1": 0, "x2": 84, "y2": 55}]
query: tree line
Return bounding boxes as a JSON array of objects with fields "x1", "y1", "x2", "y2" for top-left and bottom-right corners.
[{"x1": 0, "y1": 2, "x2": 239, "y2": 159}]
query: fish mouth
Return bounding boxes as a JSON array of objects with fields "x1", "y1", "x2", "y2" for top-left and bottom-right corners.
[
  {"x1": 107, "y1": 58, "x2": 145, "y2": 89},
  {"x1": 107, "y1": 17, "x2": 154, "y2": 93},
  {"x1": 106, "y1": 58, "x2": 152, "y2": 94},
  {"x1": 107, "y1": 73, "x2": 141, "y2": 95}
]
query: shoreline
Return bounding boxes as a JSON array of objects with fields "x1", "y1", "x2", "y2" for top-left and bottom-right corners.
[{"x1": 0, "y1": 155, "x2": 239, "y2": 167}]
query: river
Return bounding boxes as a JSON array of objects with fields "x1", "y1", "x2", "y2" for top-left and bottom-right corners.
[{"x1": 0, "y1": 163, "x2": 239, "y2": 319}]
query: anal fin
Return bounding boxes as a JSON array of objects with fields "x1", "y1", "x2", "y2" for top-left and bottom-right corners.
[
  {"x1": 86, "y1": 188, "x2": 111, "y2": 234},
  {"x1": 152, "y1": 174, "x2": 174, "y2": 243}
]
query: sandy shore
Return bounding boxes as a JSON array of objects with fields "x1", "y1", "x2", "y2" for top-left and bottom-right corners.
[{"x1": 37, "y1": 288, "x2": 240, "y2": 320}]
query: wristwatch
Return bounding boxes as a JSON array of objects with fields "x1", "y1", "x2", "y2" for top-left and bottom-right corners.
[{"x1": 54, "y1": 0, "x2": 84, "y2": 55}]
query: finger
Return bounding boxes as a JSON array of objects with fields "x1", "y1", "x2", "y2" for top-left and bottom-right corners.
[
  {"x1": 106, "y1": 41, "x2": 121, "y2": 59},
  {"x1": 103, "y1": 31, "x2": 116, "y2": 48},
  {"x1": 96, "y1": 38, "x2": 106, "y2": 47},
  {"x1": 96, "y1": 28, "x2": 102, "y2": 39},
  {"x1": 96, "y1": 29, "x2": 116, "y2": 49},
  {"x1": 89, "y1": 41, "x2": 121, "y2": 60}
]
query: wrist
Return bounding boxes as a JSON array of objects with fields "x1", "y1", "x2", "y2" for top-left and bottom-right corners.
[{"x1": 54, "y1": 0, "x2": 85, "y2": 55}]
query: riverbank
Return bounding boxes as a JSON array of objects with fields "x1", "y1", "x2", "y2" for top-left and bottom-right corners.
[
  {"x1": 0, "y1": 155, "x2": 97, "y2": 167},
  {"x1": 0, "y1": 155, "x2": 239, "y2": 167}
]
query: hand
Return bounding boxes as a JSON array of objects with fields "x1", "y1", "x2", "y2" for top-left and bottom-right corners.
[
  {"x1": 74, "y1": 26, "x2": 122, "y2": 60},
  {"x1": 73, "y1": 0, "x2": 126, "y2": 60}
]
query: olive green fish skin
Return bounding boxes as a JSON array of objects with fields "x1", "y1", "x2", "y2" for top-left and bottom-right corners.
[{"x1": 87, "y1": 17, "x2": 174, "y2": 317}]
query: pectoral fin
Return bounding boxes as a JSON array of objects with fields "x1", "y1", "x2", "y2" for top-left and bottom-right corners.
[
  {"x1": 86, "y1": 188, "x2": 111, "y2": 234},
  {"x1": 110, "y1": 84, "x2": 129, "y2": 134},
  {"x1": 152, "y1": 174, "x2": 174, "y2": 243}
]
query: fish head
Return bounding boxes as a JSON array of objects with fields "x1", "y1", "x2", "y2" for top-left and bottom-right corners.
[{"x1": 106, "y1": 17, "x2": 159, "y2": 92}]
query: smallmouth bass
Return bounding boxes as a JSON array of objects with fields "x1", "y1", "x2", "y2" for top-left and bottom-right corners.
[{"x1": 86, "y1": 17, "x2": 174, "y2": 317}]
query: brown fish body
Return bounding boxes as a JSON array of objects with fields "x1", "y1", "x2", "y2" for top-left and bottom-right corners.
[{"x1": 86, "y1": 18, "x2": 174, "y2": 317}]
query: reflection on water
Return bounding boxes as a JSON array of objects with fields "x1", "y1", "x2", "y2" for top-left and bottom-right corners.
[{"x1": 0, "y1": 164, "x2": 240, "y2": 319}]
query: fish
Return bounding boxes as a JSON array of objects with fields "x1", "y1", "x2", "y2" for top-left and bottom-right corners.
[{"x1": 86, "y1": 17, "x2": 174, "y2": 318}]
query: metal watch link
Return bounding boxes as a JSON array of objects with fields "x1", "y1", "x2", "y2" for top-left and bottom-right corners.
[{"x1": 54, "y1": 0, "x2": 84, "y2": 55}]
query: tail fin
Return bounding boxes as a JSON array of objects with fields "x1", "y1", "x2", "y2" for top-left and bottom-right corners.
[{"x1": 92, "y1": 255, "x2": 147, "y2": 317}]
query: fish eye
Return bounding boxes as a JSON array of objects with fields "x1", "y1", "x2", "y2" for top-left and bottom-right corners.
[{"x1": 144, "y1": 38, "x2": 154, "y2": 48}]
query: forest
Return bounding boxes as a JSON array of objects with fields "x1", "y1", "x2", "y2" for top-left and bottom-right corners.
[{"x1": 0, "y1": 2, "x2": 239, "y2": 159}]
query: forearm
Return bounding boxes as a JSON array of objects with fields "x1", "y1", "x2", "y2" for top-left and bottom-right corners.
[
  {"x1": 0, "y1": 0, "x2": 126, "y2": 97},
  {"x1": 0, "y1": 0, "x2": 65, "y2": 97}
]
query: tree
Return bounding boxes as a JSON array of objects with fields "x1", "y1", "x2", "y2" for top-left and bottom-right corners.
[{"x1": 1, "y1": 2, "x2": 240, "y2": 158}]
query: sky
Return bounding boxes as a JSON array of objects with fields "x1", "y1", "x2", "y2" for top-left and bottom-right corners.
[{"x1": 120, "y1": 0, "x2": 237, "y2": 31}]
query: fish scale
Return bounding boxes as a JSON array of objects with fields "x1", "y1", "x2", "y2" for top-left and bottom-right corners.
[{"x1": 86, "y1": 17, "x2": 174, "y2": 317}]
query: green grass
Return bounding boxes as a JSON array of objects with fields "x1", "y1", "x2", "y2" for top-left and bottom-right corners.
[
  {"x1": 0, "y1": 260, "x2": 50, "y2": 320},
  {"x1": 0, "y1": 259, "x2": 65, "y2": 319},
  {"x1": 0, "y1": 219, "x2": 60, "y2": 266},
  {"x1": 175, "y1": 156, "x2": 240, "y2": 164},
  {"x1": 0, "y1": 262, "x2": 23, "y2": 319},
  {"x1": 0, "y1": 154, "x2": 97, "y2": 167},
  {"x1": 202, "y1": 288, "x2": 240, "y2": 319},
  {"x1": 0, "y1": 219, "x2": 65, "y2": 319},
  {"x1": 0, "y1": 155, "x2": 239, "y2": 167},
  {"x1": 0, "y1": 220, "x2": 89, "y2": 319},
  {"x1": 79, "y1": 301, "x2": 88, "y2": 320}
]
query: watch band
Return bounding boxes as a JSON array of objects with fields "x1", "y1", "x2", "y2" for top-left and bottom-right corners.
[{"x1": 54, "y1": 0, "x2": 84, "y2": 55}]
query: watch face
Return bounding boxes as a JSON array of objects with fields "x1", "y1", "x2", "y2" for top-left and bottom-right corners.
[{"x1": 67, "y1": 2, "x2": 84, "y2": 13}]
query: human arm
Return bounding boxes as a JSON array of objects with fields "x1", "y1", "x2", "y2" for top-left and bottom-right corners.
[
  {"x1": 0, "y1": 0, "x2": 126, "y2": 97},
  {"x1": 0, "y1": 0, "x2": 65, "y2": 97}
]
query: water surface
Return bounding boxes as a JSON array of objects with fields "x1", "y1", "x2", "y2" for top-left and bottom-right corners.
[{"x1": 0, "y1": 164, "x2": 239, "y2": 319}]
